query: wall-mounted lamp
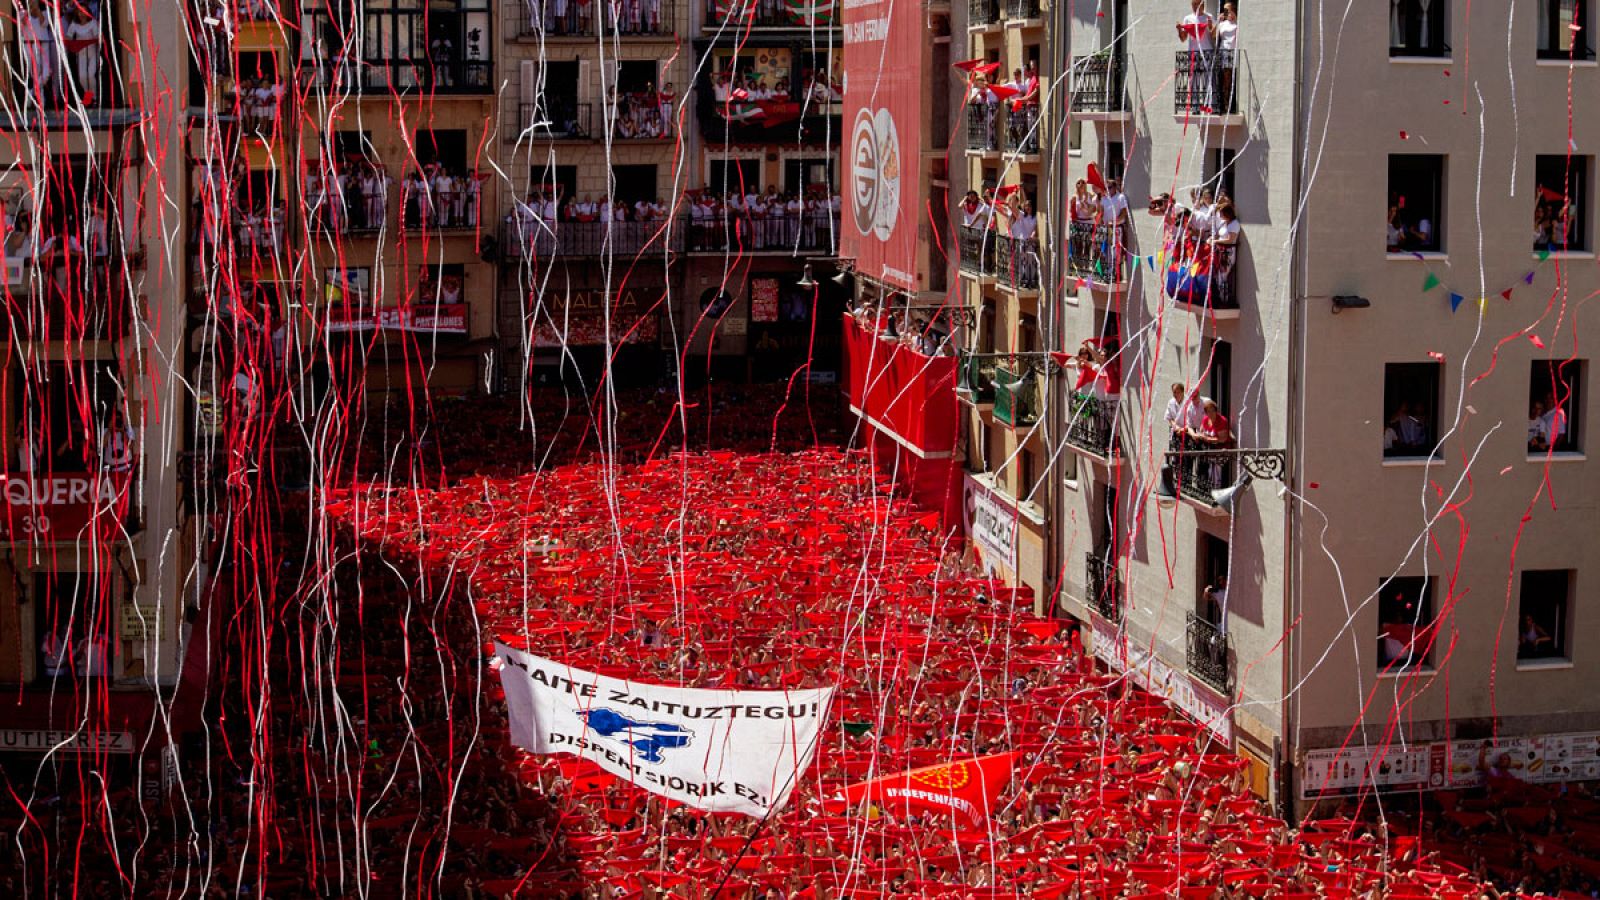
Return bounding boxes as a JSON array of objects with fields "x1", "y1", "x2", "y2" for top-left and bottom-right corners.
[{"x1": 1331, "y1": 295, "x2": 1371, "y2": 314}]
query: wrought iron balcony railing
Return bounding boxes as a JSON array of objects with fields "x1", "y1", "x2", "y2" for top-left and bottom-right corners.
[
  {"x1": 705, "y1": 0, "x2": 837, "y2": 29},
  {"x1": 1005, "y1": 102, "x2": 1040, "y2": 155},
  {"x1": 1164, "y1": 241, "x2": 1238, "y2": 310},
  {"x1": 957, "y1": 351, "x2": 997, "y2": 403},
  {"x1": 957, "y1": 225, "x2": 995, "y2": 277},
  {"x1": 1070, "y1": 53, "x2": 1127, "y2": 114},
  {"x1": 1065, "y1": 222, "x2": 1127, "y2": 284},
  {"x1": 1173, "y1": 50, "x2": 1239, "y2": 116},
  {"x1": 1004, "y1": 0, "x2": 1040, "y2": 21},
  {"x1": 1067, "y1": 392, "x2": 1119, "y2": 458},
  {"x1": 501, "y1": 216, "x2": 685, "y2": 259},
  {"x1": 299, "y1": 59, "x2": 493, "y2": 95},
  {"x1": 507, "y1": 101, "x2": 595, "y2": 142},
  {"x1": 518, "y1": 0, "x2": 676, "y2": 35},
  {"x1": 995, "y1": 234, "x2": 1040, "y2": 292},
  {"x1": 684, "y1": 211, "x2": 837, "y2": 254},
  {"x1": 966, "y1": 105, "x2": 999, "y2": 152},
  {"x1": 1085, "y1": 553, "x2": 1121, "y2": 621},
  {"x1": 969, "y1": 0, "x2": 1000, "y2": 26},
  {"x1": 992, "y1": 365, "x2": 1039, "y2": 427},
  {"x1": 1186, "y1": 611, "x2": 1230, "y2": 693}
]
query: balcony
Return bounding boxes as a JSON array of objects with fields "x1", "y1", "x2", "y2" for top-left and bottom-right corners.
[
  {"x1": 307, "y1": 188, "x2": 390, "y2": 237},
  {"x1": 518, "y1": 0, "x2": 676, "y2": 36},
  {"x1": 1003, "y1": 0, "x2": 1040, "y2": 23},
  {"x1": 992, "y1": 365, "x2": 1039, "y2": 428},
  {"x1": 399, "y1": 180, "x2": 483, "y2": 233},
  {"x1": 695, "y1": 82, "x2": 841, "y2": 145},
  {"x1": 0, "y1": 256, "x2": 131, "y2": 341},
  {"x1": 1085, "y1": 553, "x2": 1121, "y2": 622},
  {"x1": 956, "y1": 351, "x2": 996, "y2": 405},
  {"x1": 1066, "y1": 222, "x2": 1127, "y2": 286},
  {"x1": 842, "y1": 314, "x2": 960, "y2": 458},
  {"x1": 994, "y1": 234, "x2": 1040, "y2": 293},
  {"x1": 1070, "y1": 53, "x2": 1127, "y2": 118},
  {"x1": 299, "y1": 58, "x2": 493, "y2": 96},
  {"x1": 957, "y1": 225, "x2": 995, "y2": 278},
  {"x1": 1164, "y1": 241, "x2": 1239, "y2": 317},
  {"x1": 966, "y1": 106, "x2": 1000, "y2": 153},
  {"x1": 1173, "y1": 50, "x2": 1240, "y2": 120},
  {"x1": 968, "y1": 0, "x2": 1000, "y2": 27},
  {"x1": 1066, "y1": 393, "x2": 1119, "y2": 460},
  {"x1": 1004, "y1": 102, "x2": 1040, "y2": 156},
  {"x1": 501, "y1": 216, "x2": 684, "y2": 260},
  {"x1": 705, "y1": 0, "x2": 837, "y2": 29},
  {"x1": 1186, "y1": 612, "x2": 1230, "y2": 693},
  {"x1": 1162, "y1": 447, "x2": 1235, "y2": 513},
  {"x1": 506, "y1": 101, "x2": 595, "y2": 142},
  {"x1": 684, "y1": 211, "x2": 838, "y2": 254}
]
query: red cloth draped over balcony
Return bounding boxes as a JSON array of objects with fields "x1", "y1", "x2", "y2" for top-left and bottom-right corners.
[{"x1": 842, "y1": 314, "x2": 961, "y2": 526}]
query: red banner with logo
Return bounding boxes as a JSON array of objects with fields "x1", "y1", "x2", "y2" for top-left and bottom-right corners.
[
  {"x1": 841, "y1": 315, "x2": 958, "y2": 456},
  {"x1": 841, "y1": 0, "x2": 919, "y2": 290},
  {"x1": 837, "y1": 752, "x2": 1017, "y2": 826}
]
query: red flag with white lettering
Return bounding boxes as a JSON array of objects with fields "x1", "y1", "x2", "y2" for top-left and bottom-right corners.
[{"x1": 837, "y1": 752, "x2": 1017, "y2": 826}]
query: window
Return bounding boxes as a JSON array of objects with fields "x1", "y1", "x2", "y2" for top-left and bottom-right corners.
[
  {"x1": 1095, "y1": 484, "x2": 1120, "y2": 557},
  {"x1": 986, "y1": 425, "x2": 1005, "y2": 475},
  {"x1": 1206, "y1": 147, "x2": 1237, "y2": 207},
  {"x1": 709, "y1": 158, "x2": 761, "y2": 195},
  {"x1": 1529, "y1": 360, "x2": 1583, "y2": 453},
  {"x1": 416, "y1": 129, "x2": 469, "y2": 171},
  {"x1": 610, "y1": 164, "x2": 657, "y2": 204},
  {"x1": 1102, "y1": 140, "x2": 1126, "y2": 182},
  {"x1": 532, "y1": 164, "x2": 578, "y2": 203},
  {"x1": 1205, "y1": 339, "x2": 1232, "y2": 416},
  {"x1": 32, "y1": 571, "x2": 99, "y2": 683},
  {"x1": 300, "y1": 0, "x2": 493, "y2": 93},
  {"x1": 1067, "y1": 119, "x2": 1083, "y2": 153},
  {"x1": 1518, "y1": 570, "x2": 1571, "y2": 661},
  {"x1": 1199, "y1": 533, "x2": 1229, "y2": 626},
  {"x1": 1018, "y1": 313, "x2": 1038, "y2": 354},
  {"x1": 420, "y1": 264, "x2": 466, "y2": 307},
  {"x1": 1534, "y1": 155, "x2": 1590, "y2": 252},
  {"x1": 1383, "y1": 362, "x2": 1441, "y2": 458},
  {"x1": 1377, "y1": 576, "x2": 1435, "y2": 670},
  {"x1": 783, "y1": 158, "x2": 836, "y2": 194},
  {"x1": 1388, "y1": 155, "x2": 1445, "y2": 253},
  {"x1": 1389, "y1": 0, "x2": 1449, "y2": 57},
  {"x1": 1538, "y1": 0, "x2": 1594, "y2": 60}
]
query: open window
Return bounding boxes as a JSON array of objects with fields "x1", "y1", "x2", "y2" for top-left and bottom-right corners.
[
  {"x1": 1518, "y1": 570, "x2": 1571, "y2": 661},
  {"x1": 1528, "y1": 359, "x2": 1583, "y2": 454},
  {"x1": 1534, "y1": 155, "x2": 1590, "y2": 252},
  {"x1": 1538, "y1": 0, "x2": 1594, "y2": 60},
  {"x1": 1377, "y1": 575, "x2": 1434, "y2": 671},
  {"x1": 1390, "y1": 0, "x2": 1449, "y2": 58},
  {"x1": 1387, "y1": 155, "x2": 1445, "y2": 253},
  {"x1": 1383, "y1": 362, "x2": 1442, "y2": 459}
]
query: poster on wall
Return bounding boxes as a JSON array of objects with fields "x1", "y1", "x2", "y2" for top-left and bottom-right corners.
[
  {"x1": 750, "y1": 277, "x2": 780, "y2": 323},
  {"x1": 840, "y1": 0, "x2": 919, "y2": 290},
  {"x1": 534, "y1": 287, "x2": 663, "y2": 348}
]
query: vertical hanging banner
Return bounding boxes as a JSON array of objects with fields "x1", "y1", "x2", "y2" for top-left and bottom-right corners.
[
  {"x1": 494, "y1": 643, "x2": 835, "y2": 817},
  {"x1": 842, "y1": 0, "x2": 919, "y2": 289}
]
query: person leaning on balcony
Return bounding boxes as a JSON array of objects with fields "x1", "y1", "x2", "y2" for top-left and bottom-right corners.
[
  {"x1": 960, "y1": 190, "x2": 983, "y2": 227},
  {"x1": 1177, "y1": 0, "x2": 1215, "y2": 51},
  {"x1": 1100, "y1": 179, "x2": 1129, "y2": 226},
  {"x1": 1166, "y1": 383, "x2": 1204, "y2": 451},
  {"x1": 1011, "y1": 199, "x2": 1037, "y2": 241},
  {"x1": 1203, "y1": 575, "x2": 1229, "y2": 638},
  {"x1": 1211, "y1": 202, "x2": 1241, "y2": 276}
]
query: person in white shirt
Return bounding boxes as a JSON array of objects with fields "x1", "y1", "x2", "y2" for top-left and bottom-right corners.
[
  {"x1": 1165, "y1": 382, "x2": 1204, "y2": 449},
  {"x1": 1409, "y1": 215, "x2": 1434, "y2": 251},
  {"x1": 99, "y1": 409, "x2": 138, "y2": 475},
  {"x1": 77, "y1": 633, "x2": 110, "y2": 678},
  {"x1": 1011, "y1": 202, "x2": 1037, "y2": 241},
  {"x1": 1100, "y1": 178, "x2": 1129, "y2": 226},
  {"x1": 1529, "y1": 400, "x2": 1553, "y2": 451},
  {"x1": 1177, "y1": 0, "x2": 1217, "y2": 110},
  {"x1": 1540, "y1": 392, "x2": 1569, "y2": 448},
  {"x1": 22, "y1": 3, "x2": 57, "y2": 104},
  {"x1": 1177, "y1": 0, "x2": 1215, "y2": 52},
  {"x1": 65, "y1": 6, "x2": 101, "y2": 97}
]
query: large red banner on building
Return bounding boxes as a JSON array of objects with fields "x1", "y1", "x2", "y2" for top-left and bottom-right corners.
[{"x1": 841, "y1": 0, "x2": 919, "y2": 290}]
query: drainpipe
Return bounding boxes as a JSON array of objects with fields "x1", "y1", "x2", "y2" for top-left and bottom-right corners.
[{"x1": 1281, "y1": 1, "x2": 1306, "y2": 825}]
